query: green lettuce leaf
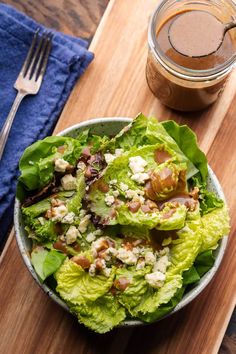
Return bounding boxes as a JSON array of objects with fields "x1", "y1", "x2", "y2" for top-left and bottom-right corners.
[
  {"x1": 140, "y1": 286, "x2": 185, "y2": 322},
  {"x1": 43, "y1": 250, "x2": 66, "y2": 279},
  {"x1": 194, "y1": 250, "x2": 215, "y2": 276},
  {"x1": 67, "y1": 172, "x2": 86, "y2": 213},
  {"x1": 191, "y1": 175, "x2": 224, "y2": 215},
  {"x1": 55, "y1": 258, "x2": 115, "y2": 305},
  {"x1": 161, "y1": 120, "x2": 208, "y2": 181},
  {"x1": 168, "y1": 207, "x2": 203, "y2": 276},
  {"x1": 182, "y1": 266, "x2": 200, "y2": 285},
  {"x1": 102, "y1": 113, "x2": 198, "y2": 179},
  {"x1": 71, "y1": 294, "x2": 126, "y2": 333},
  {"x1": 200, "y1": 205, "x2": 230, "y2": 252},
  {"x1": 135, "y1": 274, "x2": 183, "y2": 322},
  {"x1": 115, "y1": 266, "x2": 151, "y2": 314},
  {"x1": 31, "y1": 247, "x2": 66, "y2": 281},
  {"x1": 17, "y1": 135, "x2": 83, "y2": 198}
]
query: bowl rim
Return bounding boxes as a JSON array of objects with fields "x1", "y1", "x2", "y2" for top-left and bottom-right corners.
[{"x1": 14, "y1": 116, "x2": 228, "y2": 327}]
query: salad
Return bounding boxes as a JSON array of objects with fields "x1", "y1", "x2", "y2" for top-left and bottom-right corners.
[{"x1": 17, "y1": 114, "x2": 230, "y2": 333}]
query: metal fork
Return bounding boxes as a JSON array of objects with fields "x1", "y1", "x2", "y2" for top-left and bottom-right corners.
[{"x1": 0, "y1": 30, "x2": 52, "y2": 160}]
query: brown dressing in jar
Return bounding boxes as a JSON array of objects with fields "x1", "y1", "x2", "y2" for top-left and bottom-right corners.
[
  {"x1": 157, "y1": 11, "x2": 235, "y2": 71},
  {"x1": 146, "y1": 7, "x2": 236, "y2": 111}
]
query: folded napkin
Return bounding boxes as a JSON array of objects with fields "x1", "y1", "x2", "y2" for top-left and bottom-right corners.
[{"x1": 0, "y1": 4, "x2": 94, "y2": 246}]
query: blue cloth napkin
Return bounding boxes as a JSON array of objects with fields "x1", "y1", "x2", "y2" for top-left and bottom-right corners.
[{"x1": 0, "y1": 4, "x2": 94, "y2": 246}]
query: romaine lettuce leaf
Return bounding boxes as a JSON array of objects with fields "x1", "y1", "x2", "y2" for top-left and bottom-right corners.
[
  {"x1": 67, "y1": 172, "x2": 86, "y2": 213},
  {"x1": 102, "y1": 113, "x2": 198, "y2": 179},
  {"x1": 200, "y1": 205, "x2": 230, "y2": 252},
  {"x1": 55, "y1": 258, "x2": 115, "y2": 305},
  {"x1": 115, "y1": 266, "x2": 151, "y2": 314},
  {"x1": 139, "y1": 286, "x2": 185, "y2": 322},
  {"x1": 168, "y1": 207, "x2": 203, "y2": 276},
  {"x1": 135, "y1": 274, "x2": 183, "y2": 321},
  {"x1": 71, "y1": 294, "x2": 126, "y2": 333},
  {"x1": 161, "y1": 120, "x2": 208, "y2": 181}
]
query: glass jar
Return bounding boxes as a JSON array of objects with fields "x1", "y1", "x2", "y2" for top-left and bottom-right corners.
[{"x1": 146, "y1": 0, "x2": 236, "y2": 111}]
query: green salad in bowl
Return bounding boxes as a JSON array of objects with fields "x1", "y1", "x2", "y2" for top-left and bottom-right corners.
[{"x1": 15, "y1": 114, "x2": 230, "y2": 333}]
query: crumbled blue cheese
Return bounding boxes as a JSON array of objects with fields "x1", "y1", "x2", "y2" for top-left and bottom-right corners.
[
  {"x1": 78, "y1": 214, "x2": 91, "y2": 233},
  {"x1": 120, "y1": 182, "x2": 129, "y2": 191},
  {"x1": 136, "y1": 258, "x2": 146, "y2": 270},
  {"x1": 54, "y1": 158, "x2": 70, "y2": 173},
  {"x1": 153, "y1": 255, "x2": 170, "y2": 273},
  {"x1": 65, "y1": 226, "x2": 79, "y2": 244},
  {"x1": 145, "y1": 251, "x2": 156, "y2": 265},
  {"x1": 104, "y1": 149, "x2": 124, "y2": 164},
  {"x1": 51, "y1": 205, "x2": 68, "y2": 222},
  {"x1": 129, "y1": 156, "x2": 147, "y2": 174},
  {"x1": 61, "y1": 174, "x2": 77, "y2": 190},
  {"x1": 86, "y1": 229, "x2": 102, "y2": 243},
  {"x1": 62, "y1": 212, "x2": 75, "y2": 224},
  {"x1": 105, "y1": 194, "x2": 115, "y2": 206},
  {"x1": 131, "y1": 172, "x2": 149, "y2": 185},
  {"x1": 104, "y1": 153, "x2": 116, "y2": 164},
  {"x1": 89, "y1": 264, "x2": 96, "y2": 277},
  {"x1": 91, "y1": 237, "x2": 107, "y2": 257},
  {"x1": 145, "y1": 271, "x2": 166, "y2": 288},
  {"x1": 103, "y1": 267, "x2": 112, "y2": 277},
  {"x1": 112, "y1": 190, "x2": 120, "y2": 197},
  {"x1": 77, "y1": 161, "x2": 86, "y2": 171},
  {"x1": 79, "y1": 209, "x2": 86, "y2": 218},
  {"x1": 109, "y1": 179, "x2": 117, "y2": 185},
  {"x1": 125, "y1": 189, "x2": 145, "y2": 204},
  {"x1": 116, "y1": 248, "x2": 137, "y2": 265}
]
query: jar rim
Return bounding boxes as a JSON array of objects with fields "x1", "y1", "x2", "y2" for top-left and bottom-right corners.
[{"x1": 148, "y1": 0, "x2": 236, "y2": 82}]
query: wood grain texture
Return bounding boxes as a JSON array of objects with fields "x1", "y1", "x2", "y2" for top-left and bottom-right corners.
[
  {"x1": 0, "y1": 0, "x2": 236, "y2": 353},
  {"x1": 0, "y1": 0, "x2": 109, "y2": 41}
]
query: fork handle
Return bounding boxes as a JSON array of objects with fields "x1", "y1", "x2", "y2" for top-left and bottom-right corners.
[{"x1": 0, "y1": 91, "x2": 26, "y2": 160}]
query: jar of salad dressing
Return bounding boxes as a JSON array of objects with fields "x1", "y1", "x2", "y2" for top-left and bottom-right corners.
[{"x1": 146, "y1": 0, "x2": 236, "y2": 111}]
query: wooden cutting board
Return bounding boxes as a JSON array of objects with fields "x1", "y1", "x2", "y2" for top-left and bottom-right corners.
[{"x1": 0, "y1": 1, "x2": 236, "y2": 353}]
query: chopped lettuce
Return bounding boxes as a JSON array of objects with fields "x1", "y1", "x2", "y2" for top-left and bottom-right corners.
[
  {"x1": 55, "y1": 258, "x2": 115, "y2": 305},
  {"x1": 71, "y1": 294, "x2": 126, "y2": 334}
]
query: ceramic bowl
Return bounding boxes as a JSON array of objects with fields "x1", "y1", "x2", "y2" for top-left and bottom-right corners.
[{"x1": 14, "y1": 117, "x2": 228, "y2": 326}]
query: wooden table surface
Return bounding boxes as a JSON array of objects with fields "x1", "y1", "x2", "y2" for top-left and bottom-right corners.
[{"x1": 0, "y1": 0, "x2": 236, "y2": 353}]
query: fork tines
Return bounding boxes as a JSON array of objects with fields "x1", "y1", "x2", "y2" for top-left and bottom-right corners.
[{"x1": 21, "y1": 29, "x2": 52, "y2": 82}]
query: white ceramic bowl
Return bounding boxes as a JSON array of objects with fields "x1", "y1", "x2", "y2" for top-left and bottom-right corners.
[{"x1": 14, "y1": 117, "x2": 228, "y2": 326}]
